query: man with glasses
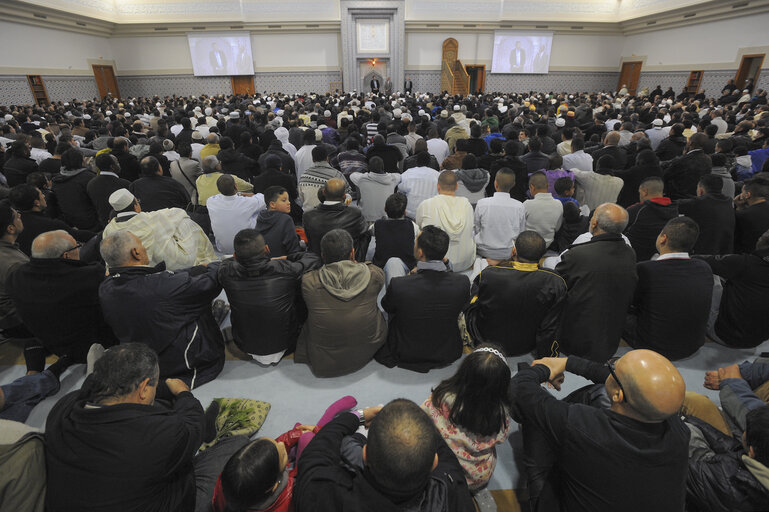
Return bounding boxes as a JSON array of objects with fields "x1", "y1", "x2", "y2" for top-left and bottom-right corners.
[
  {"x1": 510, "y1": 349, "x2": 689, "y2": 512},
  {"x1": 6, "y1": 230, "x2": 117, "y2": 375}
]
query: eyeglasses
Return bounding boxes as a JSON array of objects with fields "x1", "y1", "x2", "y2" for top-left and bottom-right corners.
[
  {"x1": 605, "y1": 357, "x2": 627, "y2": 403},
  {"x1": 59, "y1": 242, "x2": 83, "y2": 258}
]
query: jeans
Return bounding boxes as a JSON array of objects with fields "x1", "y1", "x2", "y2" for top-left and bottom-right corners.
[{"x1": 0, "y1": 369, "x2": 60, "y2": 423}]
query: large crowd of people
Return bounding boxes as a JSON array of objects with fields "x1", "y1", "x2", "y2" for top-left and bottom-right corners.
[{"x1": 0, "y1": 79, "x2": 769, "y2": 511}]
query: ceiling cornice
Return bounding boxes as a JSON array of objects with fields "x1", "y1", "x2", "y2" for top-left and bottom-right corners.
[{"x1": 2, "y1": 0, "x2": 766, "y2": 38}]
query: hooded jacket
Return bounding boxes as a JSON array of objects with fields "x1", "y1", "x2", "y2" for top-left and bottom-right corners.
[
  {"x1": 455, "y1": 168, "x2": 490, "y2": 206},
  {"x1": 655, "y1": 135, "x2": 687, "y2": 162},
  {"x1": 295, "y1": 262, "x2": 386, "y2": 377},
  {"x1": 255, "y1": 209, "x2": 300, "y2": 258},
  {"x1": 625, "y1": 197, "x2": 679, "y2": 261},
  {"x1": 416, "y1": 194, "x2": 476, "y2": 271},
  {"x1": 445, "y1": 125, "x2": 469, "y2": 154},
  {"x1": 52, "y1": 167, "x2": 99, "y2": 230}
]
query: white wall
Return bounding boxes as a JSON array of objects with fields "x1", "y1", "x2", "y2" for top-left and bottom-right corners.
[
  {"x1": 0, "y1": 20, "x2": 112, "y2": 75},
  {"x1": 406, "y1": 32, "x2": 623, "y2": 71},
  {"x1": 111, "y1": 33, "x2": 340, "y2": 75},
  {"x1": 622, "y1": 12, "x2": 769, "y2": 70}
]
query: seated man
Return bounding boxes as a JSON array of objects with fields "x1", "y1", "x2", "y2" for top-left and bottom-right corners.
[
  {"x1": 677, "y1": 174, "x2": 735, "y2": 255},
  {"x1": 196, "y1": 155, "x2": 253, "y2": 206},
  {"x1": 0, "y1": 204, "x2": 31, "y2": 341},
  {"x1": 465, "y1": 231, "x2": 567, "y2": 357},
  {"x1": 129, "y1": 155, "x2": 191, "y2": 212},
  {"x1": 735, "y1": 176, "x2": 769, "y2": 254},
  {"x1": 7, "y1": 230, "x2": 116, "y2": 374},
  {"x1": 512, "y1": 350, "x2": 689, "y2": 511},
  {"x1": 103, "y1": 189, "x2": 217, "y2": 270},
  {"x1": 254, "y1": 186, "x2": 301, "y2": 258},
  {"x1": 294, "y1": 399, "x2": 474, "y2": 512},
  {"x1": 375, "y1": 226, "x2": 470, "y2": 372},
  {"x1": 298, "y1": 146, "x2": 349, "y2": 212},
  {"x1": 98, "y1": 232, "x2": 225, "y2": 389},
  {"x1": 87, "y1": 153, "x2": 131, "y2": 227},
  {"x1": 625, "y1": 217, "x2": 713, "y2": 360},
  {"x1": 416, "y1": 171, "x2": 475, "y2": 272},
  {"x1": 295, "y1": 229, "x2": 386, "y2": 377},
  {"x1": 682, "y1": 362, "x2": 769, "y2": 510},
  {"x1": 302, "y1": 178, "x2": 369, "y2": 258},
  {"x1": 556, "y1": 203, "x2": 637, "y2": 361},
  {"x1": 571, "y1": 155, "x2": 624, "y2": 212},
  {"x1": 474, "y1": 167, "x2": 526, "y2": 264},
  {"x1": 398, "y1": 151, "x2": 440, "y2": 219},
  {"x1": 218, "y1": 229, "x2": 320, "y2": 365},
  {"x1": 45, "y1": 343, "x2": 243, "y2": 512},
  {"x1": 695, "y1": 229, "x2": 769, "y2": 348},
  {"x1": 524, "y1": 171, "x2": 563, "y2": 248},
  {"x1": 625, "y1": 176, "x2": 679, "y2": 261},
  {"x1": 207, "y1": 174, "x2": 266, "y2": 254}
]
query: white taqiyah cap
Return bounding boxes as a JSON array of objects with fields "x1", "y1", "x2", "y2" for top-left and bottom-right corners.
[{"x1": 108, "y1": 189, "x2": 135, "y2": 211}]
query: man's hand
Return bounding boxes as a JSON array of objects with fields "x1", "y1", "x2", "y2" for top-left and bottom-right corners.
[
  {"x1": 362, "y1": 406, "x2": 383, "y2": 428},
  {"x1": 165, "y1": 378, "x2": 190, "y2": 396},
  {"x1": 719, "y1": 364, "x2": 742, "y2": 381},
  {"x1": 704, "y1": 370, "x2": 721, "y2": 390},
  {"x1": 531, "y1": 357, "x2": 568, "y2": 390}
]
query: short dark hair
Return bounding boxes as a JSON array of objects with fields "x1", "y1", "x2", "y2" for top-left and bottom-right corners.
[
  {"x1": 368, "y1": 156, "x2": 384, "y2": 173},
  {"x1": 384, "y1": 192, "x2": 407, "y2": 219},
  {"x1": 89, "y1": 343, "x2": 159, "y2": 405},
  {"x1": 470, "y1": 124, "x2": 482, "y2": 138},
  {"x1": 529, "y1": 171, "x2": 548, "y2": 191},
  {"x1": 416, "y1": 150, "x2": 430, "y2": 166},
  {"x1": 61, "y1": 148, "x2": 84, "y2": 170},
  {"x1": 366, "y1": 399, "x2": 438, "y2": 492},
  {"x1": 9, "y1": 184, "x2": 40, "y2": 211},
  {"x1": 95, "y1": 153, "x2": 116, "y2": 172},
  {"x1": 320, "y1": 228, "x2": 353, "y2": 264},
  {"x1": 0, "y1": 204, "x2": 15, "y2": 235},
  {"x1": 233, "y1": 229, "x2": 266, "y2": 260},
  {"x1": 461, "y1": 154, "x2": 477, "y2": 170},
  {"x1": 554, "y1": 177, "x2": 574, "y2": 196},
  {"x1": 219, "y1": 136, "x2": 234, "y2": 150},
  {"x1": 417, "y1": 225, "x2": 449, "y2": 261},
  {"x1": 221, "y1": 439, "x2": 281, "y2": 509},
  {"x1": 528, "y1": 136, "x2": 542, "y2": 152},
  {"x1": 698, "y1": 174, "x2": 723, "y2": 194},
  {"x1": 494, "y1": 168, "x2": 515, "y2": 192},
  {"x1": 140, "y1": 156, "x2": 160, "y2": 176},
  {"x1": 745, "y1": 406, "x2": 769, "y2": 466},
  {"x1": 264, "y1": 154, "x2": 282, "y2": 170},
  {"x1": 571, "y1": 137, "x2": 585, "y2": 152},
  {"x1": 177, "y1": 142, "x2": 192, "y2": 158},
  {"x1": 216, "y1": 173, "x2": 237, "y2": 195},
  {"x1": 264, "y1": 186, "x2": 288, "y2": 205},
  {"x1": 311, "y1": 145, "x2": 328, "y2": 162},
  {"x1": 661, "y1": 216, "x2": 699, "y2": 252},
  {"x1": 744, "y1": 177, "x2": 769, "y2": 200},
  {"x1": 515, "y1": 230, "x2": 546, "y2": 262}
]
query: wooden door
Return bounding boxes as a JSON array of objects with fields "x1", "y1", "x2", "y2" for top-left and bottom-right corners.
[
  {"x1": 465, "y1": 65, "x2": 486, "y2": 94},
  {"x1": 92, "y1": 65, "x2": 120, "y2": 98},
  {"x1": 618, "y1": 61, "x2": 642, "y2": 95},
  {"x1": 442, "y1": 38, "x2": 458, "y2": 65},
  {"x1": 232, "y1": 75, "x2": 255, "y2": 96},
  {"x1": 735, "y1": 54, "x2": 765, "y2": 89}
]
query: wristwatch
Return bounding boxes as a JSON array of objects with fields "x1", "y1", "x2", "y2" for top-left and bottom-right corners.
[{"x1": 354, "y1": 409, "x2": 366, "y2": 426}]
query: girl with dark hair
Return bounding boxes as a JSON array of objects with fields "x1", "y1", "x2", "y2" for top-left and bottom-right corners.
[
  {"x1": 212, "y1": 396, "x2": 357, "y2": 512},
  {"x1": 421, "y1": 345, "x2": 513, "y2": 493}
]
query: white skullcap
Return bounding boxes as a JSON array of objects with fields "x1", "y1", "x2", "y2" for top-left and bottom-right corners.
[
  {"x1": 221, "y1": 108, "x2": 229, "y2": 114},
  {"x1": 498, "y1": 105, "x2": 508, "y2": 114},
  {"x1": 192, "y1": 130, "x2": 203, "y2": 140},
  {"x1": 555, "y1": 118, "x2": 566, "y2": 127},
  {"x1": 652, "y1": 119, "x2": 663, "y2": 127},
  {"x1": 4, "y1": 114, "x2": 13, "y2": 121},
  {"x1": 453, "y1": 105, "x2": 460, "y2": 111},
  {"x1": 156, "y1": 102, "x2": 162, "y2": 107},
  {"x1": 393, "y1": 108, "x2": 402, "y2": 118},
  {"x1": 193, "y1": 106, "x2": 201, "y2": 112},
  {"x1": 277, "y1": 109, "x2": 285, "y2": 116},
  {"x1": 82, "y1": 114, "x2": 91, "y2": 120},
  {"x1": 205, "y1": 107, "x2": 213, "y2": 116},
  {"x1": 315, "y1": 129, "x2": 323, "y2": 141},
  {"x1": 418, "y1": 109, "x2": 425, "y2": 116},
  {"x1": 105, "y1": 110, "x2": 112, "y2": 116},
  {"x1": 323, "y1": 110, "x2": 331, "y2": 117},
  {"x1": 229, "y1": 111, "x2": 240, "y2": 119},
  {"x1": 124, "y1": 113, "x2": 131, "y2": 118},
  {"x1": 108, "y1": 189, "x2": 135, "y2": 211}
]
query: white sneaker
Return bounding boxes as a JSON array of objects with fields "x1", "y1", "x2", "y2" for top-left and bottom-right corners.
[{"x1": 86, "y1": 343, "x2": 106, "y2": 376}]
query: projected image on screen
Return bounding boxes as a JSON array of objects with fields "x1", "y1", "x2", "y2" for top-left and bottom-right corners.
[
  {"x1": 187, "y1": 33, "x2": 254, "y2": 76},
  {"x1": 491, "y1": 32, "x2": 553, "y2": 74}
]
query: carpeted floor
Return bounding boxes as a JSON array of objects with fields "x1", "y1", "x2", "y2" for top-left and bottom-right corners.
[{"x1": 1, "y1": 337, "x2": 767, "y2": 511}]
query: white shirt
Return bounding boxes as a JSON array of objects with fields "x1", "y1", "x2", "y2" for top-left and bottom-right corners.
[
  {"x1": 711, "y1": 117, "x2": 728, "y2": 135},
  {"x1": 653, "y1": 252, "x2": 690, "y2": 261},
  {"x1": 524, "y1": 193, "x2": 563, "y2": 247},
  {"x1": 562, "y1": 150, "x2": 593, "y2": 172},
  {"x1": 163, "y1": 150, "x2": 180, "y2": 162},
  {"x1": 206, "y1": 193, "x2": 266, "y2": 253},
  {"x1": 398, "y1": 166, "x2": 439, "y2": 219},
  {"x1": 294, "y1": 144, "x2": 316, "y2": 181},
  {"x1": 571, "y1": 169, "x2": 624, "y2": 211},
  {"x1": 426, "y1": 138, "x2": 450, "y2": 166},
  {"x1": 474, "y1": 192, "x2": 526, "y2": 260},
  {"x1": 191, "y1": 143, "x2": 205, "y2": 162},
  {"x1": 416, "y1": 194, "x2": 476, "y2": 271},
  {"x1": 170, "y1": 124, "x2": 184, "y2": 136},
  {"x1": 30, "y1": 147, "x2": 52, "y2": 165}
]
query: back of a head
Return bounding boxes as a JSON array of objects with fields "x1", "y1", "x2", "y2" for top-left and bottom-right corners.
[
  {"x1": 311, "y1": 145, "x2": 328, "y2": 163},
  {"x1": 437, "y1": 170, "x2": 458, "y2": 191},
  {"x1": 207, "y1": 133, "x2": 220, "y2": 145},
  {"x1": 661, "y1": 216, "x2": 699, "y2": 252},
  {"x1": 495, "y1": 168, "x2": 515, "y2": 193},
  {"x1": 688, "y1": 132, "x2": 708, "y2": 150},
  {"x1": 640, "y1": 176, "x2": 664, "y2": 197},
  {"x1": 89, "y1": 343, "x2": 159, "y2": 405},
  {"x1": 320, "y1": 228, "x2": 353, "y2": 264},
  {"x1": 528, "y1": 136, "x2": 542, "y2": 152},
  {"x1": 264, "y1": 186, "x2": 287, "y2": 206},
  {"x1": 504, "y1": 140, "x2": 522, "y2": 157},
  {"x1": 461, "y1": 153, "x2": 477, "y2": 170},
  {"x1": 593, "y1": 203, "x2": 629, "y2": 234},
  {"x1": 604, "y1": 131, "x2": 621, "y2": 146},
  {"x1": 636, "y1": 149, "x2": 659, "y2": 167},
  {"x1": 366, "y1": 399, "x2": 438, "y2": 493},
  {"x1": 570, "y1": 137, "x2": 585, "y2": 152},
  {"x1": 618, "y1": 349, "x2": 685, "y2": 422},
  {"x1": 220, "y1": 136, "x2": 234, "y2": 151},
  {"x1": 415, "y1": 150, "x2": 431, "y2": 167},
  {"x1": 554, "y1": 177, "x2": 574, "y2": 197},
  {"x1": 373, "y1": 134, "x2": 386, "y2": 147},
  {"x1": 233, "y1": 228, "x2": 267, "y2": 260},
  {"x1": 61, "y1": 148, "x2": 84, "y2": 170},
  {"x1": 264, "y1": 154, "x2": 282, "y2": 171},
  {"x1": 548, "y1": 153, "x2": 563, "y2": 170},
  {"x1": 221, "y1": 439, "x2": 281, "y2": 510},
  {"x1": 529, "y1": 171, "x2": 548, "y2": 192},
  {"x1": 470, "y1": 124, "x2": 482, "y2": 138},
  {"x1": 369, "y1": 156, "x2": 385, "y2": 174},
  {"x1": 113, "y1": 137, "x2": 128, "y2": 152},
  {"x1": 515, "y1": 230, "x2": 546, "y2": 262},
  {"x1": 202, "y1": 155, "x2": 220, "y2": 173},
  {"x1": 216, "y1": 173, "x2": 237, "y2": 196},
  {"x1": 670, "y1": 123, "x2": 684, "y2": 137},
  {"x1": 31, "y1": 230, "x2": 72, "y2": 259},
  {"x1": 140, "y1": 155, "x2": 160, "y2": 176},
  {"x1": 100, "y1": 231, "x2": 139, "y2": 268},
  {"x1": 597, "y1": 154, "x2": 616, "y2": 171},
  {"x1": 417, "y1": 225, "x2": 449, "y2": 261},
  {"x1": 177, "y1": 142, "x2": 192, "y2": 158},
  {"x1": 746, "y1": 406, "x2": 769, "y2": 466},
  {"x1": 95, "y1": 153, "x2": 116, "y2": 173},
  {"x1": 385, "y1": 192, "x2": 407, "y2": 219},
  {"x1": 744, "y1": 177, "x2": 769, "y2": 200},
  {"x1": 10, "y1": 184, "x2": 41, "y2": 211},
  {"x1": 698, "y1": 173, "x2": 723, "y2": 195},
  {"x1": 324, "y1": 178, "x2": 346, "y2": 202}
]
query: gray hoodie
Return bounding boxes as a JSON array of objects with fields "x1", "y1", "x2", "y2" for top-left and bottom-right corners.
[
  {"x1": 318, "y1": 260, "x2": 371, "y2": 301},
  {"x1": 455, "y1": 168, "x2": 490, "y2": 206}
]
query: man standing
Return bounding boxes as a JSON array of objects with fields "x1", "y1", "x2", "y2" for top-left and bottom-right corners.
[
  {"x1": 384, "y1": 76, "x2": 393, "y2": 96},
  {"x1": 375, "y1": 226, "x2": 470, "y2": 372},
  {"x1": 404, "y1": 76, "x2": 413, "y2": 93},
  {"x1": 511, "y1": 350, "x2": 689, "y2": 511},
  {"x1": 556, "y1": 203, "x2": 637, "y2": 361},
  {"x1": 416, "y1": 171, "x2": 476, "y2": 272},
  {"x1": 465, "y1": 231, "x2": 566, "y2": 357},
  {"x1": 509, "y1": 41, "x2": 526, "y2": 72},
  {"x1": 370, "y1": 76, "x2": 380, "y2": 94},
  {"x1": 98, "y1": 232, "x2": 225, "y2": 389}
]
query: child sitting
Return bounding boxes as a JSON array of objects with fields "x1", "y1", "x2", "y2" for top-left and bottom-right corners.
[
  {"x1": 554, "y1": 176, "x2": 580, "y2": 208},
  {"x1": 372, "y1": 192, "x2": 419, "y2": 278},
  {"x1": 255, "y1": 186, "x2": 301, "y2": 258}
]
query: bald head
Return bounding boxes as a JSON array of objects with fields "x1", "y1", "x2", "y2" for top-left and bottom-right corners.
[
  {"x1": 604, "y1": 131, "x2": 621, "y2": 146},
  {"x1": 31, "y1": 230, "x2": 77, "y2": 259},
  {"x1": 609, "y1": 349, "x2": 685, "y2": 422},
  {"x1": 590, "y1": 203, "x2": 629, "y2": 235},
  {"x1": 324, "y1": 178, "x2": 347, "y2": 202}
]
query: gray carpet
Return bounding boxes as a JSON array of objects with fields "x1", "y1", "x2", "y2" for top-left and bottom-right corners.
[{"x1": 1, "y1": 338, "x2": 767, "y2": 491}]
